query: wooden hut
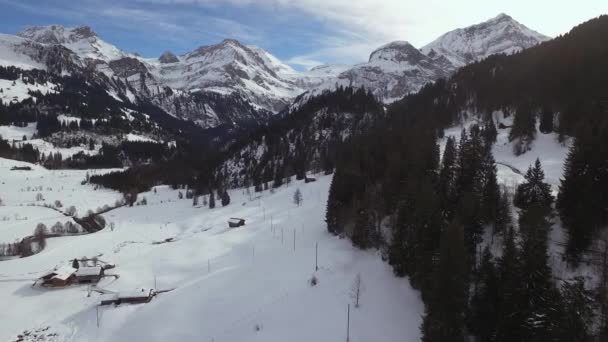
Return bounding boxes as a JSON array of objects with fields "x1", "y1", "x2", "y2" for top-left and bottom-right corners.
[
  {"x1": 228, "y1": 218, "x2": 246, "y2": 228},
  {"x1": 100, "y1": 289, "x2": 154, "y2": 306}
]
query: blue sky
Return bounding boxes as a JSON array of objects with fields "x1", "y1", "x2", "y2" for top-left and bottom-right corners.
[{"x1": 0, "y1": 0, "x2": 606, "y2": 70}]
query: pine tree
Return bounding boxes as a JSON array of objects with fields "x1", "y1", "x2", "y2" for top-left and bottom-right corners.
[
  {"x1": 421, "y1": 220, "x2": 467, "y2": 342},
  {"x1": 469, "y1": 247, "x2": 499, "y2": 342},
  {"x1": 325, "y1": 173, "x2": 341, "y2": 235},
  {"x1": 558, "y1": 277, "x2": 594, "y2": 342},
  {"x1": 509, "y1": 104, "x2": 536, "y2": 155},
  {"x1": 539, "y1": 107, "x2": 554, "y2": 134},
  {"x1": 518, "y1": 203, "x2": 562, "y2": 341},
  {"x1": 221, "y1": 190, "x2": 230, "y2": 206},
  {"x1": 513, "y1": 158, "x2": 553, "y2": 210},
  {"x1": 293, "y1": 188, "x2": 302, "y2": 206},
  {"x1": 558, "y1": 132, "x2": 608, "y2": 261},
  {"x1": 494, "y1": 186, "x2": 512, "y2": 237},
  {"x1": 495, "y1": 226, "x2": 525, "y2": 342},
  {"x1": 474, "y1": 149, "x2": 500, "y2": 226},
  {"x1": 438, "y1": 136, "x2": 457, "y2": 218},
  {"x1": 208, "y1": 190, "x2": 215, "y2": 209},
  {"x1": 351, "y1": 208, "x2": 372, "y2": 249}
]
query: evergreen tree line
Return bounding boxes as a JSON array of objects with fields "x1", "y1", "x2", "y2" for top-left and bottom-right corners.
[{"x1": 218, "y1": 86, "x2": 384, "y2": 189}]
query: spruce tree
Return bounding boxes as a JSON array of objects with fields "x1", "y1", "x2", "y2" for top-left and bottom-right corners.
[
  {"x1": 325, "y1": 173, "x2": 340, "y2": 235},
  {"x1": 558, "y1": 277, "x2": 594, "y2": 342},
  {"x1": 221, "y1": 190, "x2": 230, "y2": 206},
  {"x1": 518, "y1": 203, "x2": 561, "y2": 341},
  {"x1": 513, "y1": 158, "x2": 553, "y2": 210},
  {"x1": 421, "y1": 220, "x2": 467, "y2": 342},
  {"x1": 558, "y1": 132, "x2": 608, "y2": 261},
  {"x1": 509, "y1": 104, "x2": 536, "y2": 155},
  {"x1": 208, "y1": 190, "x2": 215, "y2": 209},
  {"x1": 495, "y1": 227, "x2": 525, "y2": 342},
  {"x1": 468, "y1": 247, "x2": 499, "y2": 342},
  {"x1": 539, "y1": 107, "x2": 554, "y2": 134},
  {"x1": 438, "y1": 136, "x2": 457, "y2": 218},
  {"x1": 351, "y1": 208, "x2": 371, "y2": 249}
]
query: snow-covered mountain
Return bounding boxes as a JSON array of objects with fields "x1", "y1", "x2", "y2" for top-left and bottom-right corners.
[
  {"x1": 301, "y1": 14, "x2": 549, "y2": 103},
  {"x1": 421, "y1": 13, "x2": 549, "y2": 68},
  {"x1": 0, "y1": 14, "x2": 548, "y2": 128},
  {"x1": 332, "y1": 41, "x2": 453, "y2": 102}
]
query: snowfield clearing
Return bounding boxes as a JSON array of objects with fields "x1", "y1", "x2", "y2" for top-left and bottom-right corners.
[
  {"x1": 0, "y1": 166, "x2": 424, "y2": 342},
  {"x1": 0, "y1": 158, "x2": 122, "y2": 213},
  {"x1": 0, "y1": 205, "x2": 67, "y2": 244}
]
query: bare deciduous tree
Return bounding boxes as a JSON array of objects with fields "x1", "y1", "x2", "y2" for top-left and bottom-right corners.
[
  {"x1": 293, "y1": 188, "x2": 303, "y2": 207},
  {"x1": 66, "y1": 206, "x2": 77, "y2": 216},
  {"x1": 350, "y1": 273, "x2": 363, "y2": 308}
]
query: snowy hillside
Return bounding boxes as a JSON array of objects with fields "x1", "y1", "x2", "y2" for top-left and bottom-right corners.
[
  {"x1": 421, "y1": 13, "x2": 549, "y2": 67},
  {"x1": 0, "y1": 163, "x2": 423, "y2": 342}
]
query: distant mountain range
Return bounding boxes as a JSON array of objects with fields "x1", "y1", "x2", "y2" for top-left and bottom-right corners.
[{"x1": 0, "y1": 14, "x2": 548, "y2": 129}]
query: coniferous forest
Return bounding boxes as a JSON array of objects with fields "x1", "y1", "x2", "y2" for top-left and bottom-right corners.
[{"x1": 325, "y1": 15, "x2": 608, "y2": 341}]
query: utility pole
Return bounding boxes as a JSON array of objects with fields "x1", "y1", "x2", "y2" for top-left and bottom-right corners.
[
  {"x1": 315, "y1": 242, "x2": 319, "y2": 271},
  {"x1": 293, "y1": 229, "x2": 296, "y2": 251},
  {"x1": 346, "y1": 304, "x2": 350, "y2": 342}
]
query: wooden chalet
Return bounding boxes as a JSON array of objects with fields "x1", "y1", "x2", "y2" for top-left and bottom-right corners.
[
  {"x1": 38, "y1": 265, "x2": 77, "y2": 287},
  {"x1": 228, "y1": 217, "x2": 246, "y2": 228}
]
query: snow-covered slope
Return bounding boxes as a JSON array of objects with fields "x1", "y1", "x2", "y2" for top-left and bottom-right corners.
[
  {"x1": 0, "y1": 34, "x2": 48, "y2": 70},
  {"x1": 421, "y1": 13, "x2": 549, "y2": 67},
  {"x1": 0, "y1": 161, "x2": 424, "y2": 342}
]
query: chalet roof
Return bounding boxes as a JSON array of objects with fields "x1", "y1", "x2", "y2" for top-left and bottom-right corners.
[
  {"x1": 75, "y1": 266, "x2": 102, "y2": 277},
  {"x1": 50, "y1": 265, "x2": 77, "y2": 281}
]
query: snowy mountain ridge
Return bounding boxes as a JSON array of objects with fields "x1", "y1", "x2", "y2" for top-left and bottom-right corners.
[
  {"x1": 291, "y1": 14, "x2": 548, "y2": 105},
  {"x1": 0, "y1": 14, "x2": 548, "y2": 127}
]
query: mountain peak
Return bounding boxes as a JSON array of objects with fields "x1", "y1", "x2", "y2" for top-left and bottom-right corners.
[
  {"x1": 369, "y1": 40, "x2": 422, "y2": 63},
  {"x1": 421, "y1": 14, "x2": 549, "y2": 67},
  {"x1": 492, "y1": 13, "x2": 512, "y2": 21},
  {"x1": 159, "y1": 50, "x2": 179, "y2": 63}
]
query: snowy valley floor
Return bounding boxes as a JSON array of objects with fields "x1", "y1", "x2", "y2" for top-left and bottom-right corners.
[
  {"x1": 0, "y1": 117, "x2": 584, "y2": 342},
  {"x1": 0, "y1": 164, "x2": 423, "y2": 342}
]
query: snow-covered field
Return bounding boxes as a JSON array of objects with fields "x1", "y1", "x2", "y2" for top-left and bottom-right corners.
[
  {"x1": 0, "y1": 158, "x2": 122, "y2": 212},
  {"x1": 0, "y1": 123, "x2": 37, "y2": 141},
  {"x1": 0, "y1": 77, "x2": 56, "y2": 105},
  {"x1": 0, "y1": 164, "x2": 423, "y2": 342},
  {"x1": 0, "y1": 114, "x2": 578, "y2": 342}
]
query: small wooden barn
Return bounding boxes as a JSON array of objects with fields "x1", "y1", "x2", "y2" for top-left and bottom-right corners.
[
  {"x1": 74, "y1": 266, "x2": 104, "y2": 284},
  {"x1": 100, "y1": 289, "x2": 155, "y2": 306},
  {"x1": 228, "y1": 218, "x2": 246, "y2": 228}
]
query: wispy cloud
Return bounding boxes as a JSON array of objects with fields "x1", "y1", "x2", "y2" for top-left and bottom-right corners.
[{"x1": 1, "y1": 0, "x2": 605, "y2": 67}]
